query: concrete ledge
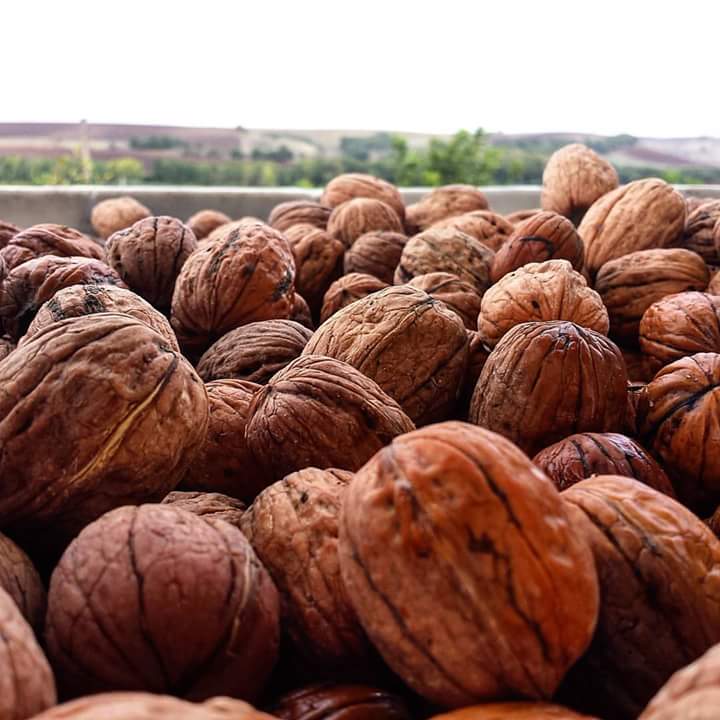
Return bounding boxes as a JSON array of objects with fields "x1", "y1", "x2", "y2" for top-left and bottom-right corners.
[{"x1": 0, "y1": 185, "x2": 718, "y2": 234}]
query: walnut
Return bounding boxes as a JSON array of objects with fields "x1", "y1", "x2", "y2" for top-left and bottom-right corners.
[
  {"x1": 0, "y1": 531, "x2": 45, "y2": 632},
  {"x1": 0, "y1": 254, "x2": 127, "y2": 340},
  {"x1": 678, "y1": 200, "x2": 720, "y2": 264},
  {"x1": 595, "y1": 248, "x2": 709, "y2": 343},
  {"x1": 305, "y1": 285, "x2": 469, "y2": 425},
  {"x1": 407, "y1": 272, "x2": 482, "y2": 330},
  {"x1": 478, "y1": 261, "x2": 608, "y2": 348},
  {"x1": 182, "y1": 380, "x2": 268, "y2": 503},
  {"x1": 0, "y1": 220, "x2": 19, "y2": 248},
  {"x1": 90, "y1": 196, "x2": 151, "y2": 239},
  {"x1": 245, "y1": 355, "x2": 414, "y2": 482},
  {"x1": 470, "y1": 321, "x2": 627, "y2": 455},
  {"x1": 533, "y1": 432, "x2": 674, "y2": 495},
  {"x1": 291, "y1": 293, "x2": 314, "y2": 330},
  {"x1": 205, "y1": 218, "x2": 265, "y2": 245},
  {"x1": 343, "y1": 231, "x2": 407, "y2": 283},
  {"x1": 405, "y1": 185, "x2": 489, "y2": 233},
  {"x1": 268, "y1": 200, "x2": 333, "y2": 232},
  {"x1": 327, "y1": 198, "x2": 404, "y2": 249},
  {"x1": 320, "y1": 272, "x2": 388, "y2": 323},
  {"x1": 431, "y1": 211, "x2": 514, "y2": 252},
  {"x1": 686, "y1": 195, "x2": 715, "y2": 213},
  {"x1": 0, "y1": 334, "x2": 14, "y2": 360},
  {"x1": 242, "y1": 468, "x2": 374, "y2": 675},
  {"x1": 491, "y1": 211, "x2": 584, "y2": 282},
  {"x1": 709, "y1": 271, "x2": 720, "y2": 295},
  {"x1": 561, "y1": 476, "x2": 720, "y2": 719},
  {"x1": 186, "y1": 209, "x2": 232, "y2": 240},
  {"x1": 171, "y1": 222, "x2": 295, "y2": 356},
  {"x1": 162, "y1": 490, "x2": 245, "y2": 528},
  {"x1": 394, "y1": 227, "x2": 494, "y2": 294},
  {"x1": 339, "y1": 421, "x2": 599, "y2": 708},
  {"x1": 23, "y1": 283, "x2": 180, "y2": 352},
  {"x1": 578, "y1": 178, "x2": 686, "y2": 278},
  {"x1": 320, "y1": 173, "x2": 405, "y2": 222},
  {"x1": 197, "y1": 320, "x2": 312, "y2": 384},
  {"x1": 541, "y1": 144, "x2": 619, "y2": 224},
  {"x1": 429, "y1": 704, "x2": 598, "y2": 719},
  {"x1": 0, "y1": 313, "x2": 208, "y2": 537},
  {"x1": 505, "y1": 209, "x2": 543, "y2": 225},
  {"x1": 639, "y1": 292, "x2": 720, "y2": 374}
]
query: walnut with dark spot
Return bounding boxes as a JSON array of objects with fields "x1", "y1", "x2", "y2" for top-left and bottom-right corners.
[
  {"x1": 162, "y1": 490, "x2": 246, "y2": 529},
  {"x1": 321, "y1": 174, "x2": 405, "y2": 223},
  {"x1": 90, "y1": 196, "x2": 151, "y2": 239},
  {"x1": 327, "y1": 199, "x2": 404, "y2": 249},
  {"x1": 320, "y1": 273, "x2": 388, "y2": 323},
  {"x1": 186, "y1": 209, "x2": 232, "y2": 240},
  {"x1": 269, "y1": 200, "x2": 333, "y2": 232},
  {"x1": 405, "y1": 185, "x2": 489, "y2": 233},
  {"x1": 343, "y1": 231, "x2": 407, "y2": 283},
  {"x1": 431, "y1": 211, "x2": 514, "y2": 252},
  {"x1": 407, "y1": 272, "x2": 482, "y2": 330}
]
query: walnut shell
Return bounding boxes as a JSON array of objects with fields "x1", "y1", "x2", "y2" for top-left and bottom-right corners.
[
  {"x1": 430, "y1": 704, "x2": 597, "y2": 719},
  {"x1": 197, "y1": 320, "x2": 312, "y2": 384},
  {"x1": 0, "y1": 220, "x2": 19, "y2": 248},
  {"x1": 533, "y1": 432, "x2": 674, "y2": 495},
  {"x1": 505, "y1": 209, "x2": 543, "y2": 225},
  {"x1": 23, "y1": 283, "x2": 180, "y2": 352},
  {"x1": 708, "y1": 271, "x2": 720, "y2": 295},
  {"x1": 268, "y1": 200, "x2": 333, "y2": 232},
  {"x1": 405, "y1": 185, "x2": 489, "y2": 233},
  {"x1": 46, "y1": 504, "x2": 280, "y2": 700},
  {"x1": 321, "y1": 173, "x2": 405, "y2": 222},
  {"x1": 478, "y1": 261, "x2": 609, "y2": 348},
  {"x1": 541, "y1": 144, "x2": 619, "y2": 224},
  {"x1": 291, "y1": 293, "x2": 314, "y2": 330},
  {"x1": 319, "y1": 273, "x2": 388, "y2": 323},
  {"x1": 0, "y1": 313, "x2": 208, "y2": 537},
  {"x1": 186, "y1": 209, "x2": 232, "y2": 240},
  {"x1": 596, "y1": 248, "x2": 710, "y2": 343},
  {"x1": 204, "y1": 218, "x2": 265, "y2": 245},
  {"x1": 90, "y1": 196, "x2": 152, "y2": 239},
  {"x1": 171, "y1": 222, "x2": 295, "y2": 355},
  {"x1": 305, "y1": 285, "x2": 468, "y2": 425},
  {"x1": 625, "y1": 380, "x2": 650, "y2": 438},
  {"x1": 0, "y1": 334, "x2": 14, "y2": 360},
  {"x1": 182, "y1": 380, "x2": 267, "y2": 502},
  {"x1": 242, "y1": 468, "x2": 373, "y2": 674},
  {"x1": 491, "y1": 211, "x2": 584, "y2": 282},
  {"x1": 394, "y1": 228, "x2": 494, "y2": 294},
  {"x1": 343, "y1": 231, "x2": 407, "y2": 283},
  {"x1": 578, "y1": 178, "x2": 686, "y2": 277},
  {"x1": 327, "y1": 199, "x2": 404, "y2": 249},
  {"x1": 245, "y1": 355, "x2": 415, "y2": 482},
  {"x1": 407, "y1": 272, "x2": 482, "y2": 330},
  {"x1": 431, "y1": 211, "x2": 514, "y2": 252},
  {"x1": 679, "y1": 200, "x2": 720, "y2": 264},
  {"x1": 0, "y1": 254, "x2": 127, "y2": 340},
  {"x1": 470, "y1": 321, "x2": 627, "y2": 455},
  {"x1": 339, "y1": 421, "x2": 599, "y2": 708},
  {"x1": 106, "y1": 216, "x2": 198, "y2": 312},
  {"x1": 161, "y1": 490, "x2": 246, "y2": 528},
  {"x1": 639, "y1": 292, "x2": 720, "y2": 373},
  {"x1": 561, "y1": 476, "x2": 720, "y2": 719}
]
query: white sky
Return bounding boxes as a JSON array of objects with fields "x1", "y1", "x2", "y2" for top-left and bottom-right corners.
[{"x1": 3, "y1": 0, "x2": 719, "y2": 137}]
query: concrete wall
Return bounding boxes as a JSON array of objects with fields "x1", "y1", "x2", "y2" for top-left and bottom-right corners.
[{"x1": 0, "y1": 185, "x2": 719, "y2": 234}]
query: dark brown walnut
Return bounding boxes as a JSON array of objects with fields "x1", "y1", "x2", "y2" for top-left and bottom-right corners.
[
  {"x1": 0, "y1": 254, "x2": 127, "y2": 340},
  {"x1": 0, "y1": 313, "x2": 208, "y2": 537},
  {"x1": 541, "y1": 143, "x2": 619, "y2": 224},
  {"x1": 459, "y1": 331, "x2": 491, "y2": 413},
  {"x1": 0, "y1": 220, "x2": 19, "y2": 248},
  {"x1": 405, "y1": 185, "x2": 490, "y2": 233},
  {"x1": 478, "y1": 261, "x2": 609, "y2": 348},
  {"x1": 639, "y1": 292, "x2": 720, "y2": 374},
  {"x1": 491, "y1": 211, "x2": 584, "y2": 282},
  {"x1": 595, "y1": 248, "x2": 710, "y2": 343},
  {"x1": 162, "y1": 490, "x2": 246, "y2": 528},
  {"x1": 0, "y1": 334, "x2": 13, "y2": 360},
  {"x1": 269, "y1": 200, "x2": 333, "y2": 232},
  {"x1": 394, "y1": 227, "x2": 494, "y2": 294},
  {"x1": 340, "y1": 422, "x2": 599, "y2": 708},
  {"x1": 269, "y1": 684, "x2": 412, "y2": 720},
  {"x1": 0, "y1": 223, "x2": 105, "y2": 270},
  {"x1": 0, "y1": 586, "x2": 56, "y2": 718},
  {"x1": 470, "y1": 321, "x2": 627, "y2": 455},
  {"x1": 23, "y1": 283, "x2": 180, "y2": 352},
  {"x1": 533, "y1": 432, "x2": 674, "y2": 495},
  {"x1": 182, "y1": 380, "x2": 268, "y2": 503},
  {"x1": 561, "y1": 476, "x2": 720, "y2": 719},
  {"x1": 407, "y1": 272, "x2": 482, "y2": 330},
  {"x1": 343, "y1": 230, "x2": 407, "y2": 284},
  {"x1": 242, "y1": 468, "x2": 374, "y2": 674},
  {"x1": 186, "y1": 209, "x2": 232, "y2": 240},
  {"x1": 246, "y1": 355, "x2": 415, "y2": 482},
  {"x1": 431, "y1": 211, "x2": 514, "y2": 252},
  {"x1": 90, "y1": 195, "x2": 152, "y2": 239},
  {"x1": 625, "y1": 381, "x2": 650, "y2": 437},
  {"x1": 171, "y1": 222, "x2": 295, "y2": 356},
  {"x1": 686, "y1": 195, "x2": 715, "y2": 214},
  {"x1": 46, "y1": 504, "x2": 280, "y2": 700},
  {"x1": 430, "y1": 703, "x2": 598, "y2": 719},
  {"x1": 327, "y1": 198, "x2": 404, "y2": 249},
  {"x1": 106, "y1": 215, "x2": 198, "y2": 312},
  {"x1": 578, "y1": 178, "x2": 686, "y2": 277},
  {"x1": 320, "y1": 173, "x2": 405, "y2": 222},
  {"x1": 204, "y1": 217, "x2": 265, "y2": 245},
  {"x1": 291, "y1": 293, "x2": 314, "y2": 330},
  {"x1": 0, "y1": 531, "x2": 46, "y2": 632},
  {"x1": 678, "y1": 200, "x2": 720, "y2": 264},
  {"x1": 197, "y1": 320, "x2": 313, "y2": 384},
  {"x1": 319, "y1": 272, "x2": 388, "y2": 323},
  {"x1": 305, "y1": 285, "x2": 469, "y2": 425},
  {"x1": 506, "y1": 209, "x2": 543, "y2": 225}
]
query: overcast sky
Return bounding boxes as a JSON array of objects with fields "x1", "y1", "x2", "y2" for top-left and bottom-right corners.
[{"x1": 4, "y1": 1, "x2": 718, "y2": 137}]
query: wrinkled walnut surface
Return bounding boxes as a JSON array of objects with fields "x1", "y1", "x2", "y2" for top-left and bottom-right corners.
[
  {"x1": 0, "y1": 531, "x2": 46, "y2": 632},
  {"x1": 408, "y1": 272, "x2": 482, "y2": 330},
  {"x1": 343, "y1": 231, "x2": 407, "y2": 284},
  {"x1": 320, "y1": 174, "x2": 405, "y2": 222},
  {"x1": 327, "y1": 199, "x2": 404, "y2": 249},
  {"x1": 186, "y1": 209, "x2": 232, "y2": 241},
  {"x1": 319, "y1": 273, "x2": 388, "y2": 323},
  {"x1": 431, "y1": 211, "x2": 514, "y2": 253},
  {"x1": 405, "y1": 185, "x2": 489, "y2": 233},
  {"x1": 90, "y1": 196, "x2": 151, "y2": 239},
  {"x1": 679, "y1": 200, "x2": 720, "y2": 264},
  {"x1": 268, "y1": 200, "x2": 333, "y2": 233},
  {"x1": 162, "y1": 490, "x2": 246, "y2": 529}
]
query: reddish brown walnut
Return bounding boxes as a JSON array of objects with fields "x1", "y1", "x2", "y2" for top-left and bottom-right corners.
[
  {"x1": 0, "y1": 531, "x2": 45, "y2": 632},
  {"x1": 405, "y1": 185, "x2": 489, "y2": 233},
  {"x1": 431, "y1": 210, "x2": 514, "y2": 252},
  {"x1": 0, "y1": 220, "x2": 19, "y2": 248},
  {"x1": 327, "y1": 198, "x2": 404, "y2": 249},
  {"x1": 305, "y1": 285, "x2": 469, "y2": 425},
  {"x1": 339, "y1": 422, "x2": 599, "y2": 708},
  {"x1": 430, "y1": 704, "x2": 598, "y2": 719},
  {"x1": 186, "y1": 209, "x2": 232, "y2": 241},
  {"x1": 162, "y1": 490, "x2": 246, "y2": 529},
  {"x1": 90, "y1": 196, "x2": 151, "y2": 239},
  {"x1": 46, "y1": 504, "x2": 280, "y2": 700},
  {"x1": 533, "y1": 432, "x2": 674, "y2": 495},
  {"x1": 319, "y1": 273, "x2": 388, "y2": 323},
  {"x1": 685, "y1": 196, "x2": 715, "y2": 214},
  {"x1": 679, "y1": 200, "x2": 720, "y2": 264},
  {"x1": 408, "y1": 272, "x2": 482, "y2": 330},
  {"x1": 204, "y1": 218, "x2": 263, "y2": 245},
  {"x1": 0, "y1": 313, "x2": 208, "y2": 537},
  {"x1": 0, "y1": 335, "x2": 14, "y2": 361},
  {"x1": 320, "y1": 173, "x2": 405, "y2": 222},
  {"x1": 268, "y1": 200, "x2": 333, "y2": 232},
  {"x1": 561, "y1": 476, "x2": 720, "y2": 719},
  {"x1": 343, "y1": 231, "x2": 407, "y2": 284},
  {"x1": 506, "y1": 209, "x2": 543, "y2": 225},
  {"x1": 245, "y1": 355, "x2": 414, "y2": 482},
  {"x1": 470, "y1": 321, "x2": 627, "y2": 455}
]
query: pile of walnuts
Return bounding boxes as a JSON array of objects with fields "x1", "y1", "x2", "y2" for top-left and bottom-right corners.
[{"x1": 0, "y1": 155, "x2": 718, "y2": 719}]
